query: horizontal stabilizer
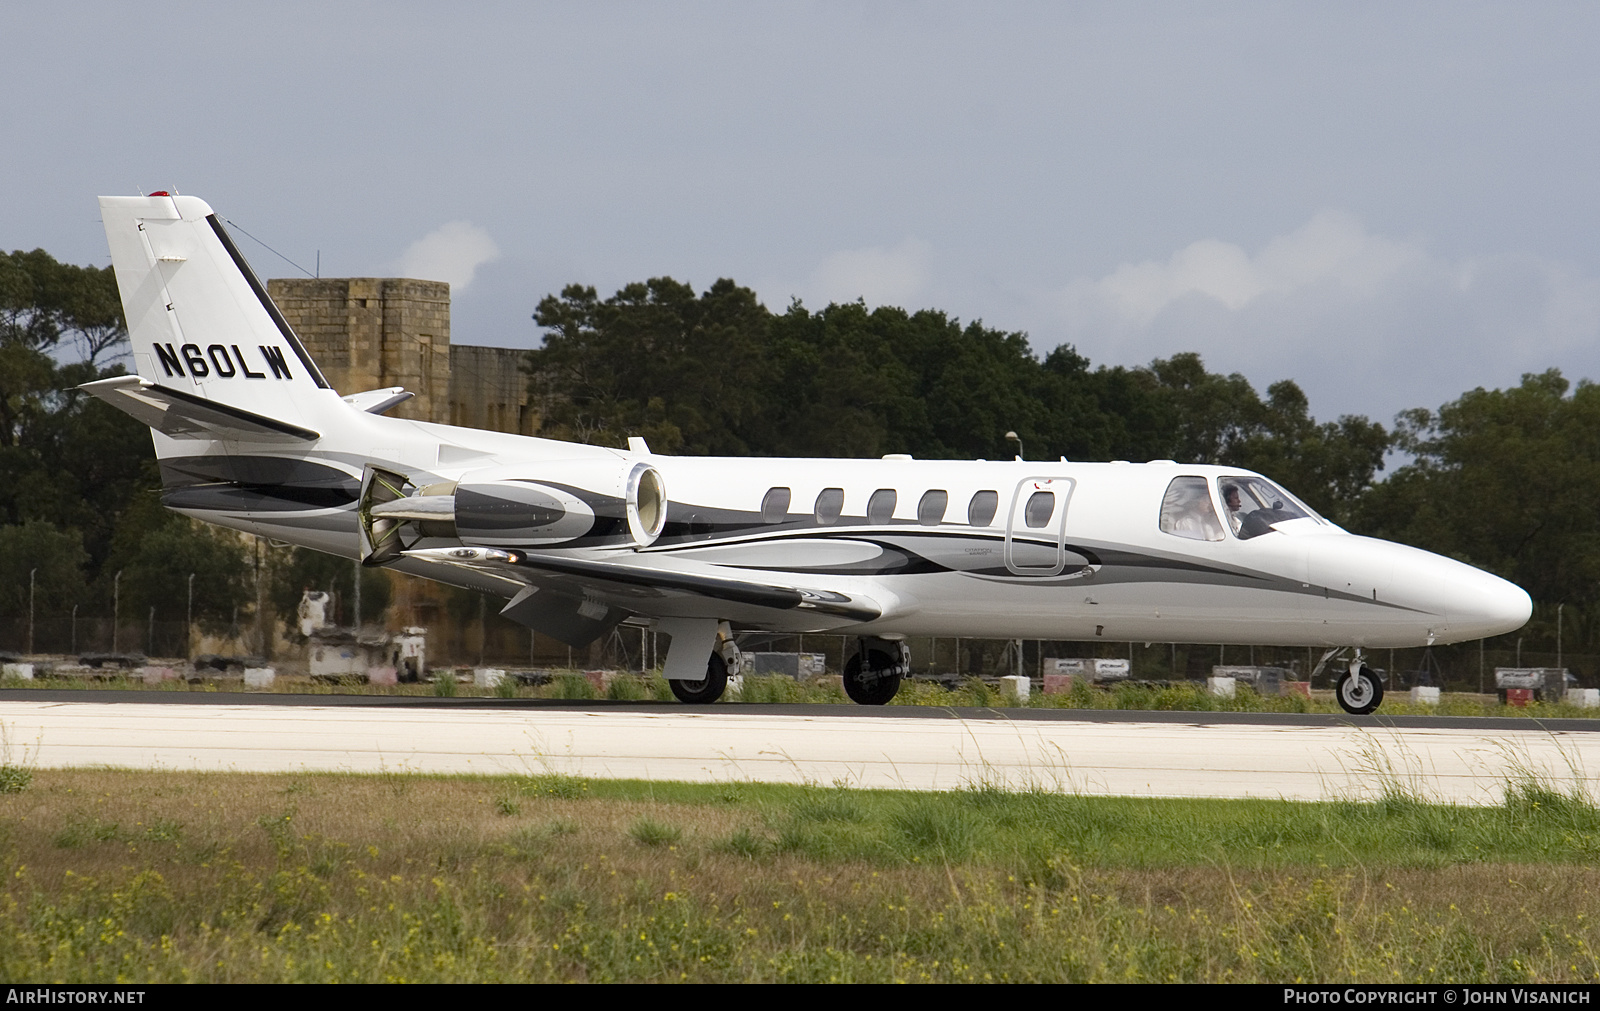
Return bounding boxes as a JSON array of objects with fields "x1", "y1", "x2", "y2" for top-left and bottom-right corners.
[
  {"x1": 403, "y1": 546, "x2": 883, "y2": 624},
  {"x1": 80, "y1": 375, "x2": 319, "y2": 442},
  {"x1": 341, "y1": 388, "x2": 414, "y2": 415}
]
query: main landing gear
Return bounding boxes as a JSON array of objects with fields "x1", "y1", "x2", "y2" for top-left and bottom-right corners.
[
  {"x1": 666, "y1": 624, "x2": 745, "y2": 705},
  {"x1": 669, "y1": 650, "x2": 728, "y2": 704},
  {"x1": 843, "y1": 638, "x2": 910, "y2": 706}
]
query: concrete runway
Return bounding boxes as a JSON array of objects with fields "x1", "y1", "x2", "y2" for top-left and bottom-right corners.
[{"x1": 3, "y1": 694, "x2": 1599, "y2": 803}]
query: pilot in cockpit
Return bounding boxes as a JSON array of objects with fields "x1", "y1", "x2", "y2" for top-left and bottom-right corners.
[{"x1": 1221, "y1": 483, "x2": 1244, "y2": 535}]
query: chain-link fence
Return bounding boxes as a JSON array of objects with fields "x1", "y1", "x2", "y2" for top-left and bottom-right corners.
[{"x1": 2, "y1": 606, "x2": 1588, "y2": 690}]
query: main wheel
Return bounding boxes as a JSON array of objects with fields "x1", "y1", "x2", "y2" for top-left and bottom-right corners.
[
  {"x1": 1335, "y1": 664, "x2": 1383, "y2": 715},
  {"x1": 669, "y1": 651, "x2": 728, "y2": 704},
  {"x1": 843, "y1": 649, "x2": 902, "y2": 706}
]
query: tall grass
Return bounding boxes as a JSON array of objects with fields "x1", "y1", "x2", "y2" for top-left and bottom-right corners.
[{"x1": 4, "y1": 770, "x2": 1600, "y2": 981}]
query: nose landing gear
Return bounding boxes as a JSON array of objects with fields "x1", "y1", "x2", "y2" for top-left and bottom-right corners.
[
  {"x1": 1335, "y1": 659, "x2": 1384, "y2": 715},
  {"x1": 1313, "y1": 647, "x2": 1386, "y2": 715}
]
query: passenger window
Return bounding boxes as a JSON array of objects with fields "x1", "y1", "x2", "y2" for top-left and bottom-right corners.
[
  {"x1": 1024, "y1": 491, "x2": 1055, "y2": 528},
  {"x1": 1159, "y1": 476, "x2": 1224, "y2": 541},
  {"x1": 814, "y1": 487, "x2": 844, "y2": 525},
  {"x1": 968, "y1": 490, "x2": 999, "y2": 526},
  {"x1": 761, "y1": 487, "x2": 791, "y2": 524},
  {"x1": 867, "y1": 489, "x2": 897, "y2": 524},
  {"x1": 917, "y1": 490, "x2": 948, "y2": 526}
]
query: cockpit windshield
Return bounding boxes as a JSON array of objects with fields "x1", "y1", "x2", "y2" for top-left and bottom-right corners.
[{"x1": 1217, "y1": 476, "x2": 1318, "y2": 539}]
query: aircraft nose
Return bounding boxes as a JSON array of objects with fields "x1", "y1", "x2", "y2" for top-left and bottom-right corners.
[{"x1": 1448, "y1": 565, "x2": 1532, "y2": 639}]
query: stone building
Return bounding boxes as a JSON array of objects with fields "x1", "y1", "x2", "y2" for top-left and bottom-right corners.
[{"x1": 265, "y1": 277, "x2": 533, "y2": 435}]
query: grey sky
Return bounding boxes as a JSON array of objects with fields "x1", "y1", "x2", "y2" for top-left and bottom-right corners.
[{"x1": 7, "y1": 2, "x2": 1600, "y2": 428}]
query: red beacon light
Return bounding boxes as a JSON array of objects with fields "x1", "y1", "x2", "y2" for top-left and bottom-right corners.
[{"x1": 147, "y1": 191, "x2": 170, "y2": 197}]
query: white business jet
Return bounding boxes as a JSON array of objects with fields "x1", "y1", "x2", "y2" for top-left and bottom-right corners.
[{"x1": 82, "y1": 194, "x2": 1532, "y2": 714}]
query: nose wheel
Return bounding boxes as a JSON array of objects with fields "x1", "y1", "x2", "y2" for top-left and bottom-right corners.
[{"x1": 1336, "y1": 663, "x2": 1383, "y2": 715}]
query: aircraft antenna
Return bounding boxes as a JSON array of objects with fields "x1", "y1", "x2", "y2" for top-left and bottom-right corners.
[{"x1": 222, "y1": 217, "x2": 317, "y2": 279}]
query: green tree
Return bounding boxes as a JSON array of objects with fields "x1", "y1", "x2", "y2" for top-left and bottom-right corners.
[
  {"x1": 758, "y1": 302, "x2": 1043, "y2": 459},
  {"x1": 0, "y1": 248, "x2": 147, "y2": 570},
  {"x1": 528, "y1": 278, "x2": 771, "y2": 453},
  {"x1": 0, "y1": 521, "x2": 89, "y2": 618},
  {"x1": 1356, "y1": 369, "x2": 1600, "y2": 603},
  {"x1": 114, "y1": 517, "x2": 253, "y2": 630}
]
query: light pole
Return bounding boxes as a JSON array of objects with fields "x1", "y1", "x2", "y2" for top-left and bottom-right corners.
[
  {"x1": 27, "y1": 568, "x2": 36, "y2": 656},
  {"x1": 1005, "y1": 430, "x2": 1024, "y2": 461},
  {"x1": 1557, "y1": 602, "x2": 1564, "y2": 673},
  {"x1": 186, "y1": 573, "x2": 195, "y2": 660},
  {"x1": 112, "y1": 570, "x2": 123, "y2": 652}
]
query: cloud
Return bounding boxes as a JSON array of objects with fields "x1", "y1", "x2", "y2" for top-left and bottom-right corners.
[
  {"x1": 1068, "y1": 210, "x2": 1427, "y2": 327},
  {"x1": 1039, "y1": 211, "x2": 1600, "y2": 421},
  {"x1": 396, "y1": 221, "x2": 500, "y2": 292},
  {"x1": 802, "y1": 238, "x2": 932, "y2": 308}
]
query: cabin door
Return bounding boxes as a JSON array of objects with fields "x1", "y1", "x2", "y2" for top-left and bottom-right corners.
[{"x1": 1003, "y1": 476, "x2": 1076, "y2": 576}]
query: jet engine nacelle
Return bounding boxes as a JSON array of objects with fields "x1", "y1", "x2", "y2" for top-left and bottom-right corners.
[{"x1": 360, "y1": 458, "x2": 666, "y2": 563}]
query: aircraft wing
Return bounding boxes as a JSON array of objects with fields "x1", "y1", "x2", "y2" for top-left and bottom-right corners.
[
  {"x1": 402, "y1": 545, "x2": 883, "y2": 646},
  {"x1": 80, "y1": 375, "x2": 319, "y2": 442}
]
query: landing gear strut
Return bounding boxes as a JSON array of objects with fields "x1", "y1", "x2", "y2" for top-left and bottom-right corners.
[{"x1": 844, "y1": 638, "x2": 909, "y2": 706}]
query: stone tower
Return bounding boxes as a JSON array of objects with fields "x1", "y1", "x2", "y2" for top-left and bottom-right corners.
[{"x1": 266, "y1": 278, "x2": 452, "y2": 424}]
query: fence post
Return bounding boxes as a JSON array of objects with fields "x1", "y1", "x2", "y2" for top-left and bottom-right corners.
[{"x1": 113, "y1": 570, "x2": 122, "y2": 652}]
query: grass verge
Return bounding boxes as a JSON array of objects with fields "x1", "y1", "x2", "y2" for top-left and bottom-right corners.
[{"x1": 4, "y1": 770, "x2": 1600, "y2": 981}]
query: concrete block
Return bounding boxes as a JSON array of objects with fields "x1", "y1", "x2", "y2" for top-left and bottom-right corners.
[
  {"x1": 1208, "y1": 676, "x2": 1236, "y2": 699},
  {"x1": 243, "y1": 667, "x2": 276, "y2": 688},
  {"x1": 2, "y1": 663, "x2": 34, "y2": 681},
  {"x1": 1283, "y1": 681, "x2": 1311, "y2": 698},
  {"x1": 1042, "y1": 673, "x2": 1074, "y2": 695},
  {"x1": 366, "y1": 666, "x2": 397, "y2": 686},
  {"x1": 138, "y1": 666, "x2": 177, "y2": 683},
  {"x1": 1409, "y1": 686, "x2": 1441, "y2": 706},
  {"x1": 473, "y1": 668, "x2": 506, "y2": 688},
  {"x1": 1505, "y1": 688, "x2": 1532, "y2": 707},
  {"x1": 1567, "y1": 688, "x2": 1600, "y2": 708},
  {"x1": 1001, "y1": 674, "x2": 1031, "y2": 704},
  {"x1": 584, "y1": 669, "x2": 612, "y2": 693}
]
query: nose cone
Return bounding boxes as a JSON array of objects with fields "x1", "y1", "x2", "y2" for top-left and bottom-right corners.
[
  {"x1": 1447, "y1": 564, "x2": 1533, "y2": 640},
  {"x1": 1321, "y1": 536, "x2": 1534, "y2": 645},
  {"x1": 1389, "y1": 541, "x2": 1531, "y2": 640}
]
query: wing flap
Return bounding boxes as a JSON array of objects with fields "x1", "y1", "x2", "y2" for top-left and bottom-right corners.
[{"x1": 403, "y1": 546, "x2": 883, "y2": 624}]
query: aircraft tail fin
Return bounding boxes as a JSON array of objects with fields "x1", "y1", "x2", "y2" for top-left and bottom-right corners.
[{"x1": 97, "y1": 194, "x2": 334, "y2": 441}]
